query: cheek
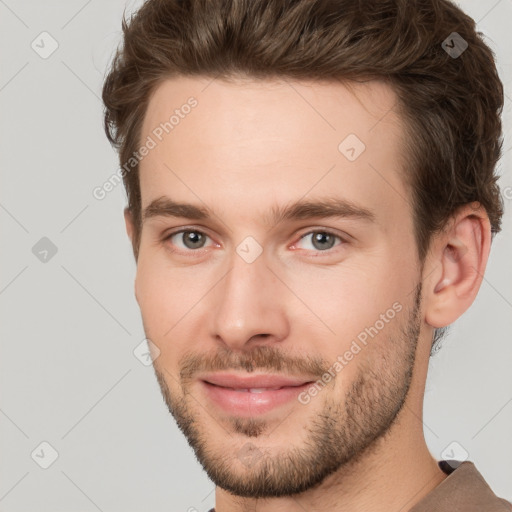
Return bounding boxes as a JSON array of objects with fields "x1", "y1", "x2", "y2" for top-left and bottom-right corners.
[
  {"x1": 135, "y1": 246, "x2": 204, "y2": 317},
  {"x1": 282, "y1": 260, "x2": 411, "y2": 380},
  {"x1": 134, "y1": 257, "x2": 191, "y2": 344},
  {"x1": 286, "y1": 262, "x2": 400, "y2": 332},
  {"x1": 134, "y1": 257, "x2": 214, "y2": 373},
  {"x1": 135, "y1": 265, "x2": 183, "y2": 386},
  {"x1": 135, "y1": 264, "x2": 168, "y2": 331}
]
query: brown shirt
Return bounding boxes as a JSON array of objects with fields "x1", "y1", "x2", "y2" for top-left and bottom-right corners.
[
  {"x1": 410, "y1": 460, "x2": 512, "y2": 512},
  {"x1": 207, "y1": 460, "x2": 512, "y2": 511}
]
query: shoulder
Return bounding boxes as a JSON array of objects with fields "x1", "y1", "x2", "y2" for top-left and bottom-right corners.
[{"x1": 411, "y1": 461, "x2": 512, "y2": 512}]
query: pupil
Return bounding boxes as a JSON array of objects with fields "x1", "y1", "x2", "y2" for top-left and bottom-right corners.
[
  {"x1": 184, "y1": 231, "x2": 204, "y2": 248},
  {"x1": 313, "y1": 232, "x2": 335, "y2": 250}
]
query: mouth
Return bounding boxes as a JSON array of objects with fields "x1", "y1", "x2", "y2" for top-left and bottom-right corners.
[
  {"x1": 208, "y1": 386, "x2": 295, "y2": 393},
  {"x1": 198, "y1": 373, "x2": 316, "y2": 416}
]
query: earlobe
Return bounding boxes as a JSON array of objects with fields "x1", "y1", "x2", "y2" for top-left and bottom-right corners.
[{"x1": 424, "y1": 203, "x2": 491, "y2": 328}]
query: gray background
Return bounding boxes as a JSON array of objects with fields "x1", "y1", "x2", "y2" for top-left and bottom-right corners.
[{"x1": 1, "y1": 0, "x2": 511, "y2": 510}]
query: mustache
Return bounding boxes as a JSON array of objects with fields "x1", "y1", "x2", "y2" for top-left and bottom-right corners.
[{"x1": 179, "y1": 345, "x2": 331, "y2": 382}]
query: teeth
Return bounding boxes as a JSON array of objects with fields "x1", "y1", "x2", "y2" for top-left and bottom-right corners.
[{"x1": 232, "y1": 387, "x2": 282, "y2": 393}]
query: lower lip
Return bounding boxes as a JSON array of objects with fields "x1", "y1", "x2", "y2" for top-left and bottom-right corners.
[{"x1": 200, "y1": 381, "x2": 313, "y2": 416}]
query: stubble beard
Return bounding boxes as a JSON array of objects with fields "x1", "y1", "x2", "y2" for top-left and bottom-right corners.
[{"x1": 151, "y1": 283, "x2": 422, "y2": 498}]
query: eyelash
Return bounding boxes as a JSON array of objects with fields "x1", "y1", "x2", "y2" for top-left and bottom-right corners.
[{"x1": 162, "y1": 228, "x2": 346, "y2": 256}]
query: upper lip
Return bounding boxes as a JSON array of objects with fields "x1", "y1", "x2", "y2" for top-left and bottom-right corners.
[{"x1": 199, "y1": 372, "x2": 315, "y2": 389}]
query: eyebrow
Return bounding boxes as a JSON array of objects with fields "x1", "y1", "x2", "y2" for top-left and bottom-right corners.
[{"x1": 142, "y1": 195, "x2": 376, "y2": 226}]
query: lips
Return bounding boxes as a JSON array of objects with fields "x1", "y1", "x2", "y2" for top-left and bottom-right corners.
[
  {"x1": 200, "y1": 372, "x2": 314, "y2": 390},
  {"x1": 198, "y1": 372, "x2": 316, "y2": 415},
  {"x1": 226, "y1": 388, "x2": 283, "y2": 393}
]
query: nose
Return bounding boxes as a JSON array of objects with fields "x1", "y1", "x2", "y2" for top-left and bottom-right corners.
[{"x1": 210, "y1": 246, "x2": 290, "y2": 351}]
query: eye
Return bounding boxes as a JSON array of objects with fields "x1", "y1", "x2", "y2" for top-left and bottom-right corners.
[
  {"x1": 164, "y1": 229, "x2": 214, "y2": 251},
  {"x1": 163, "y1": 228, "x2": 345, "y2": 255},
  {"x1": 294, "y1": 230, "x2": 344, "y2": 252}
]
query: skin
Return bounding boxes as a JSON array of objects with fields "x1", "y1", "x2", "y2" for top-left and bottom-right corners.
[{"x1": 124, "y1": 76, "x2": 491, "y2": 511}]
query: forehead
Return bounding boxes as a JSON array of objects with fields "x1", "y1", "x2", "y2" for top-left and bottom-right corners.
[
  {"x1": 142, "y1": 76, "x2": 401, "y2": 148},
  {"x1": 138, "y1": 76, "x2": 409, "y2": 223}
]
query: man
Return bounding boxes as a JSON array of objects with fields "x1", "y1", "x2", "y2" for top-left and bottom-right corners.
[{"x1": 102, "y1": 0, "x2": 510, "y2": 509}]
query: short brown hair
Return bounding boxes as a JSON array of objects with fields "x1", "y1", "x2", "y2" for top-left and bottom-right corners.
[{"x1": 102, "y1": 0, "x2": 504, "y2": 264}]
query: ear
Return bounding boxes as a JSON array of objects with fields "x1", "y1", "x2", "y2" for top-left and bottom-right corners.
[
  {"x1": 124, "y1": 207, "x2": 135, "y2": 244},
  {"x1": 423, "y1": 202, "x2": 491, "y2": 328},
  {"x1": 124, "y1": 207, "x2": 140, "y2": 304},
  {"x1": 124, "y1": 206, "x2": 140, "y2": 264}
]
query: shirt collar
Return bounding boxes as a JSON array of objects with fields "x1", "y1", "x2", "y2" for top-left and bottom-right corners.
[{"x1": 409, "y1": 460, "x2": 511, "y2": 512}]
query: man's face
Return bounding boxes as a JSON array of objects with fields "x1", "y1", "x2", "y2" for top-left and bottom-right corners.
[{"x1": 130, "y1": 76, "x2": 426, "y2": 497}]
